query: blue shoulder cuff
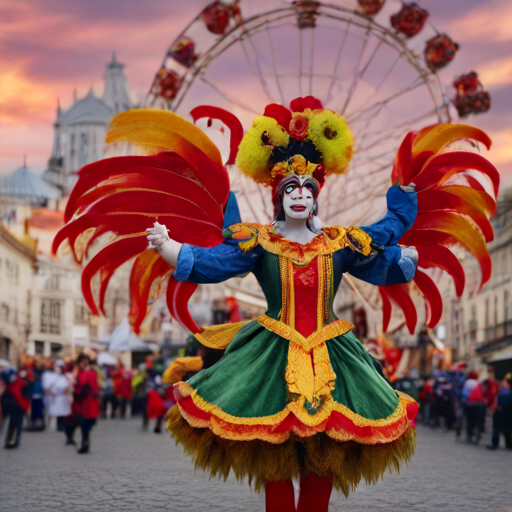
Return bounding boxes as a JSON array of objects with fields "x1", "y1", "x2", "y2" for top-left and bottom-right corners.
[{"x1": 174, "y1": 244, "x2": 194, "y2": 282}]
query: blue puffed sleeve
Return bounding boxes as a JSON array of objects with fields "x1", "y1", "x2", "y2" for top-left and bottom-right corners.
[
  {"x1": 361, "y1": 186, "x2": 417, "y2": 246},
  {"x1": 343, "y1": 246, "x2": 417, "y2": 286},
  {"x1": 335, "y1": 186, "x2": 418, "y2": 285},
  {"x1": 174, "y1": 241, "x2": 263, "y2": 284}
]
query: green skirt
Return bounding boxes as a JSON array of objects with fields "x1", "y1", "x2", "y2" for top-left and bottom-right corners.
[{"x1": 168, "y1": 320, "x2": 417, "y2": 494}]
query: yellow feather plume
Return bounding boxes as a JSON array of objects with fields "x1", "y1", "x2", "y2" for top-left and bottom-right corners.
[{"x1": 106, "y1": 109, "x2": 223, "y2": 168}]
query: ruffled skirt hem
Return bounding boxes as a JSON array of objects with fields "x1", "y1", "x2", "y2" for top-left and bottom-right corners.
[{"x1": 167, "y1": 405, "x2": 417, "y2": 497}]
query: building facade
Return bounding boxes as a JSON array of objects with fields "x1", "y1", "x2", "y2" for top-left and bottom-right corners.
[
  {"x1": 450, "y1": 187, "x2": 512, "y2": 378},
  {"x1": 27, "y1": 256, "x2": 91, "y2": 358},
  {"x1": 0, "y1": 225, "x2": 36, "y2": 363}
]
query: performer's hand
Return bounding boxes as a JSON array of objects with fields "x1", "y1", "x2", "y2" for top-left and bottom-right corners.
[
  {"x1": 146, "y1": 222, "x2": 182, "y2": 267},
  {"x1": 147, "y1": 222, "x2": 170, "y2": 248},
  {"x1": 399, "y1": 182, "x2": 416, "y2": 193}
]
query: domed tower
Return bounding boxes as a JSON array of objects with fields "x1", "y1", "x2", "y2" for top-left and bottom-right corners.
[{"x1": 43, "y1": 54, "x2": 134, "y2": 195}]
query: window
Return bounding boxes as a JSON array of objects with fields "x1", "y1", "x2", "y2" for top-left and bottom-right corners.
[
  {"x1": 485, "y1": 298, "x2": 489, "y2": 328},
  {"x1": 503, "y1": 251, "x2": 508, "y2": 279},
  {"x1": 74, "y1": 299, "x2": 87, "y2": 324},
  {"x1": 50, "y1": 343, "x2": 62, "y2": 356},
  {"x1": 80, "y1": 132, "x2": 88, "y2": 166},
  {"x1": 505, "y1": 290, "x2": 510, "y2": 323},
  {"x1": 0, "y1": 337, "x2": 9, "y2": 359},
  {"x1": 34, "y1": 341, "x2": 45, "y2": 355},
  {"x1": 70, "y1": 133, "x2": 75, "y2": 160},
  {"x1": 46, "y1": 274, "x2": 60, "y2": 290},
  {"x1": 41, "y1": 299, "x2": 62, "y2": 334},
  {"x1": 5, "y1": 259, "x2": 19, "y2": 284},
  {"x1": 1, "y1": 303, "x2": 9, "y2": 323},
  {"x1": 494, "y1": 295, "x2": 498, "y2": 326}
]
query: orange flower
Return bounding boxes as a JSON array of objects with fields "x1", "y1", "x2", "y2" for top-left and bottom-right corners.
[{"x1": 289, "y1": 116, "x2": 309, "y2": 141}]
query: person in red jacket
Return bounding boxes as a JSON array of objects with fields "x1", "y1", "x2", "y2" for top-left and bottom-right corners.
[
  {"x1": 73, "y1": 354, "x2": 100, "y2": 454},
  {"x1": 113, "y1": 362, "x2": 132, "y2": 419},
  {"x1": 1, "y1": 369, "x2": 31, "y2": 448}
]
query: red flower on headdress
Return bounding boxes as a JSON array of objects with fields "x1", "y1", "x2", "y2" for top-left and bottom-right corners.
[
  {"x1": 290, "y1": 96, "x2": 323, "y2": 113},
  {"x1": 289, "y1": 116, "x2": 309, "y2": 140},
  {"x1": 263, "y1": 103, "x2": 292, "y2": 130}
]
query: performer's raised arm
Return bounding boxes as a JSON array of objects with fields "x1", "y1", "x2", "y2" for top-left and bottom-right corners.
[
  {"x1": 147, "y1": 221, "x2": 262, "y2": 284},
  {"x1": 335, "y1": 184, "x2": 418, "y2": 286}
]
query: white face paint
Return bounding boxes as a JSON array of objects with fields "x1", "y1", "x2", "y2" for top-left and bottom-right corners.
[{"x1": 282, "y1": 176, "x2": 315, "y2": 220}]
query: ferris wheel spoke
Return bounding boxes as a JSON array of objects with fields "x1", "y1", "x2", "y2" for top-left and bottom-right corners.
[
  {"x1": 356, "y1": 106, "x2": 442, "y2": 154},
  {"x1": 328, "y1": 183, "x2": 387, "y2": 222},
  {"x1": 346, "y1": 75, "x2": 425, "y2": 124},
  {"x1": 299, "y1": 26, "x2": 303, "y2": 96},
  {"x1": 374, "y1": 50, "x2": 405, "y2": 95},
  {"x1": 256, "y1": 184, "x2": 272, "y2": 223},
  {"x1": 342, "y1": 39, "x2": 384, "y2": 116},
  {"x1": 325, "y1": 20, "x2": 352, "y2": 105},
  {"x1": 199, "y1": 76, "x2": 261, "y2": 115},
  {"x1": 350, "y1": 54, "x2": 408, "y2": 143},
  {"x1": 339, "y1": 27, "x2": 371, "y2": 115},
  {"x1": 241, "y1": 38, "x2": 275, "y2": 103},
  {"x1": 239, "y1": 183, "x2": 265, "y2": 224},
  {"x1": 367, "y1": 106, "x2": 442, "y2": 139},
  {"x1": 266, "y1": 25, "x2": 286, "y2": 105},
  {"x1": 347, "y1": 167, "x2": 390, "y2": 186},
  {"x1": 309, "y1": 27, "x2": 316, "y2": 96},
  {"x1": 352, "y1": 148, "x2": 397, "y2": 167}
]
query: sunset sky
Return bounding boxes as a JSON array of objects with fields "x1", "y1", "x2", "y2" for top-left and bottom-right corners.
[{"x1": 1, "y1": 0, "x2": 511, "y2": 186}]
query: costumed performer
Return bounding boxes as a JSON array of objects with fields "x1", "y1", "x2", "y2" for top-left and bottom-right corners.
[{"x1": 54, "y1": 95, "x2": 499, "y2": 512}]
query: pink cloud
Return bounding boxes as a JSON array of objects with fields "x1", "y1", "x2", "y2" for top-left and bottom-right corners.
[{"x1": 1, "y1": 0, "x2": 511, "y2": 190}]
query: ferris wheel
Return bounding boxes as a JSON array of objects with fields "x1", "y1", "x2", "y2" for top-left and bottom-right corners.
[{"x1": 146, "y1": 0, "x2": 490, "y2": 229}]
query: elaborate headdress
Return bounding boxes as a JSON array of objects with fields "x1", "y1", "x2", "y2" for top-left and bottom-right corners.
[{"x1": 235, "y1": 96, "x2": 353, "y2": 190}]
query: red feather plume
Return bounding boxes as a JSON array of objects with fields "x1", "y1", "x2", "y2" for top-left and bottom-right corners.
[
  {"x1": 54, "y1": 107, "x2": 239, "y2": 335},
  {"x1": 380, "y1": 123, "x2": 499, "y2": 334}
]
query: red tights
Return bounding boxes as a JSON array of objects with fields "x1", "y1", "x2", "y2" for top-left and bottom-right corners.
[
  {"x1": 265, "y1": 473, "x2": 333, "y2": 512},
  {"x1": 265, "y1": 480, "x2": 295, "y2": 512}
]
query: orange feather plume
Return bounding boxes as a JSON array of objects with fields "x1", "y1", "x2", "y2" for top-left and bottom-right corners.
[{"x1": 381, "y1": 123, "x2": 499, "y2": 334}]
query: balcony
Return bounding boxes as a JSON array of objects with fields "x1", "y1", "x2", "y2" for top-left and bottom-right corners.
[{"x1": 477, "y1": 320, "x2": 512, "y2": 355}]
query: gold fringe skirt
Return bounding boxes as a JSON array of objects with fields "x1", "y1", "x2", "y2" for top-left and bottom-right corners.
[{"x1": 167, "y1": 405, "x2": 416, "y2": 497}]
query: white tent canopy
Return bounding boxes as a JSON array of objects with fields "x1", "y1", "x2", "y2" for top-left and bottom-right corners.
[
  {"x1": 106, "y1": 318, "x2": 148, "y2": 352},
  {"x1": 97, "y1": 351, "x2": 118, "y2": 366}
]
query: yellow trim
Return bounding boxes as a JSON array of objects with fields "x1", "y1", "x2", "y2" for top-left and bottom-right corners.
[
  {"x1": 285, "y1": 341, "x2": 336, "y2": 404},
  {"x1": 194, "y1": 321, "x2": 251, "y2": 349},
  {"x1": 317, "y1": 255, "x2": 325, "y2": 331},
  {"x1": 278, "y1": 256, "x2": 295, "y2": 327},
  {"x1": 224, "y1": 223, "x2": 372, "y2": 263},
  {"x1": 176, "y1": 381, "x2": 414, "y2": 431},
  {"x1": 256, "y1": 314, "x2": 354, "y2": 353},
  {"x1": 258, "y1": 225, "x2": 348, "y2": 265},
  {"x1": 325, "y1": 253, "x2": 334, "y2": 320}
]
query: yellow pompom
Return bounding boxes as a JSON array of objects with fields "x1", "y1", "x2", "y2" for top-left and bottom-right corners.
[
  {"x1": 307, "y1": 110, "x2": 353, "y2": 175},
  {"x1": 235, "y1": 116, "x2": 289, "y2": 184}
]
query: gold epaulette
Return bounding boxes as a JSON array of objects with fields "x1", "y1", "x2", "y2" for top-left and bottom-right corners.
[
  {"x1": 222, "y1": 223, "x2": 263, "y2": 252},
  {"x1": 344, "y1": 226, "x2": 372, "y2": 256}
]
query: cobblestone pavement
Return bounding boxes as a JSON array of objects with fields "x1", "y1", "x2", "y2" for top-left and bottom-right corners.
[{"x1": 0, "y1": 418, "x2": 511, "y2": 512}]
